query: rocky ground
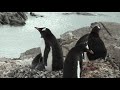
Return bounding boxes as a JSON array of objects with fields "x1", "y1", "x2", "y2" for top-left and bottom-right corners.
[
  {"x1": 0, "y1": 12, "x2": 27, "y2": 26},
  {"x1": 0, "y1": 21, "x2": 120, "y2": 78}
]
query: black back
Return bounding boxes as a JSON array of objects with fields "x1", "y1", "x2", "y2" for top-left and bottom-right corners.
[
  {"x1": 87, "y1": 26, "x2": 107, "y2": 60},
  {"x1": 76, "y1": 26, "x2": 107, "y2": 61},
  {"x1": 75, "y1": 33, "x2": 89, "y2": 46}
]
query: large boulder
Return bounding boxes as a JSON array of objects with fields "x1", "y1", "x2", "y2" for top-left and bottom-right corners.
[
  {"x1": 19, "y1": 47, "x2": 41, "y2": 60},
  {"x1": 0, "y1": 12, "x2": 27, "y2": 26}
]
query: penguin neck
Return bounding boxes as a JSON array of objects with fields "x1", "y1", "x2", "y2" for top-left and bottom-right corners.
[
  {"x1": 90, "y1": 32, "x2": 100, "y2": 38},
  {"x1": 83, "y1": 52, "x2": 89, "y2": 62}
]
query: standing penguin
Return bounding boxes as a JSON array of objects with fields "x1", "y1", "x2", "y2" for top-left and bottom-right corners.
[
  {"x1": 75, "y1": 22, "x2": 112, "y2": 61},
  {"x1": 35, "y1": 27, "x2": 63, "y2": 71},
  {"x1": 63, "y1": 43, "x2": 94, "y2": 78}
]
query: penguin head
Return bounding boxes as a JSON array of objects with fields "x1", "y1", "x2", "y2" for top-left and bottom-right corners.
[
  {"x1": 83, "y1": 42, "x2": 94, "y2": 54},
  {"x1": 90, "y1": 22, "x2": 100, "y2": 28},
  {"x1": 35, "y1": 27, "x2": 52, "y2": 38},
  {"x1": 76, "y1": 42, "x2": 94, "y2": 54},
  {"x1": 91, "y1": 26, "x2": 101, "y2": 34},
  {"x1": 90, "y1": 22, "x2": 101, "y2": 33}
]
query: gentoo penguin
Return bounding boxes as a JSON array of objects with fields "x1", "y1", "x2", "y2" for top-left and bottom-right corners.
[
  {"x1": 35, "y1": 27, "x2": 63, "y2": 71},
  {"x1": 75, "y1": 22, "x2": 112, "y2": 61},
  {"x1": 63, "y1": 43, "x2": 94, "y2": 78},
  {"x1": 87, "y1": 26, "x2": 107, "y2": 60},
  {"x1": 75, "y1": 34, "x2": 90, "y2": 61},
  {"x1": 31, "y1": 53, "x2": 45, "y2": 71}
]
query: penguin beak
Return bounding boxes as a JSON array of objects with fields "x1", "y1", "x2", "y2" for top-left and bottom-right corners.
[
  {"x1": 88, "y1": 50, "x2": 94, "y2": 54},
  {"x1": 35, "y1": 27, "x2": 40, "y2": 30},
  {"x1": 35, "y1": 27, "x2": 43, "y2": 31},
  {"x1": 35, "y1": 27, "x2": 43, "y2": 38}
]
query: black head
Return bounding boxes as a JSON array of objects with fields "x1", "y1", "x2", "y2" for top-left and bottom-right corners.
[
  {"x1": 91, "y1": 22, "x2": 112, "y2": 37},
  {"x1": 91, "y1": 26, "x2": 101, "y2": 34},
  {"x1": 76, "y1": 42, "x2": 94, "y2": 54},
  {"x1": 83, "y1": 42, "x2": 94, "y2": 54},
  {"x1": 35, "y1": 27, "x2": 52, "y2": 38},
  {"x1": 90, "y1": 22, "x2": 100, "y2": 28}
]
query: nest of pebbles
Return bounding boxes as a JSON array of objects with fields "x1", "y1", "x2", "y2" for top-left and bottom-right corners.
[
  {"x1": 5, "y1": 60, "x2": 120, "y2": 78},
  {"x1": 7, "y1": 66, "x2": 63, "y2": 78}
]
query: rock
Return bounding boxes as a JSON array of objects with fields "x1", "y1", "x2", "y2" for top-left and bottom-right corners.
[
  {"x1": 59, "y1": 22, "x2": 120, "y2": 78},
  {"x1": 0, "y1": 12, "x2": 27, "y2": 26},
  {"x1": 62, "y1": 12, "x2": 95, "y2": 16},
  {"x1": 7, "y1": 71, "x2": 14, "y2": 77},
  {"x1": 60, "y1": 22, "x2": 120, "y2": 66},
  {"x1": 30, "y1": 12, "x2": 44, "y2": 18},
  {"x1": 75, "y1": 12, "x2": 95, "y2": 16},
  {"x1": 19, "y1": 47, "x2": 41, "y2": 60},
  {"x1": 17, "y1": 12, "x2": 28, "y2": 20},
  {"x1": 107, "y1": 45, "x2": 120, "y2": 69}
]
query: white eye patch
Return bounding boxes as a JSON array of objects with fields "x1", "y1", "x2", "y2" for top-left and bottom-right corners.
[
  {"x1": 86, "y1": 44, "x2": 89, "y2": 49},
  {"x1": 42, "y1": 27, "x2": 47, "y2": 31},
  {"x1": 85, "y1": 42, "x2": 89, "y2": 49},
  {"x1": 97, "y1": 26, "x2": 101, "y2": 29}
]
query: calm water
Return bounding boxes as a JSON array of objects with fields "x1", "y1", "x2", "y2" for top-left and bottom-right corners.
[{"x1": 0, "y1": 12, "x2": 120, "y2": 58}]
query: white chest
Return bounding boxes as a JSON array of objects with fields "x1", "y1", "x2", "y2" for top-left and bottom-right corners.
[
  {"x1": 77, "y1": 61, "x2": 81, "y2": 78},
  {"x1": 40, "y1": 39, "x2": 45, "y2": 57},
  {"x1": 83, "y1": 52, "x2": 89, "y2": 62},
  {"x1": 40, "y1": 39, "x2": 53, "y2": 71},
  {"x1": 45, "y1": 47, "x2": 53, "y2": 71}
]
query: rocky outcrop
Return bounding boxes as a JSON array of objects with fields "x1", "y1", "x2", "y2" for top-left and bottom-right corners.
[
  {"x1": 57, "y1": 22, "x2": 120, "y2": 78},
  {"x1": 62, "y1": 12, "x2": 96, "y2": 16},
  {"x1": 19, "y1": 47, "x2": 41, "y2": 60},
  {"x1": 0, "y1": 12, "x2": 27, "y2": 26},
  {"x1": 30, "y1": 12, "x2": 44, "y2": 18}
]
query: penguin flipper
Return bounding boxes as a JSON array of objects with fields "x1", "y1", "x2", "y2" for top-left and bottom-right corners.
[{"x1": 44, "y1": 42, "x2": 50, "y2": 66}]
